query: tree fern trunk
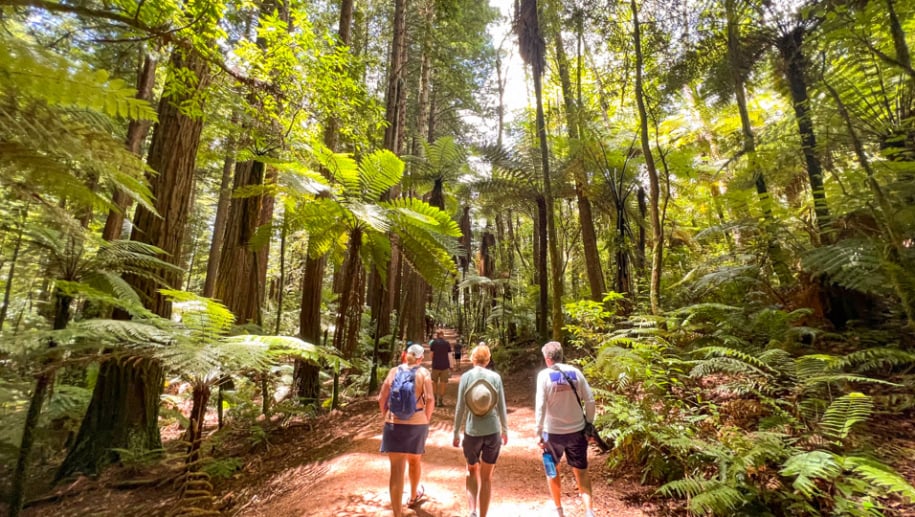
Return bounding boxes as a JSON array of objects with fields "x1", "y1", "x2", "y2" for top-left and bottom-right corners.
[
  {"x1": 9, "y1": 291, "x2": 69, "y2": 517},
  {"x1": 777, "y1": 28, "x2": 830, "y2": 240}
]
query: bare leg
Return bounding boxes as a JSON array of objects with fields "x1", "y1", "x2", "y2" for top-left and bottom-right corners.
[
  {"x1": 406, "y1": 453, "x2": 423, "y2": 501},
  {"x1": 546, "y1": 468, "x2": 563, "y2": 510},
  {"x1": 478, "y1": 461, "x2": 496, "y2": 517},
  {"x1": 388, "y1": 453, "x2": 407, "y2": 517},
  {"x1": 572, "y1": 467, "x2": 593, "y2": 512},
  {"x1": 465, "y1": 462, "x2": 480, "y2": 515}
]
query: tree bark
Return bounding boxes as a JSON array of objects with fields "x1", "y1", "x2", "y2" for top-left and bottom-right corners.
[
  {"x1": 202, "y1": 139, "x2": 236, "y2": 298},
  {"x1": 632, "y1": 0, "x2": 663, "y2": 315},
  {"x1": 553, "y1": 29, "x2": 604, "y2": 301},
  {"x1": 294, "y1": 0, "x2": 356, "y2": 402},
  {"x1": 530, "y1": 38, "x2": 564, "y2": 339},
  {"x1": 59, "y1": 49, "x2": 209, "y2": 480},
  {"x1": 214, "y1": 159, "x2": 270, "y2": 325},
  {"x1": 102, "y1": 53, "x2": 157, "y2": 242},
  {"x1": 776, "y1": 27, "x2": 830, "y2": 239}
]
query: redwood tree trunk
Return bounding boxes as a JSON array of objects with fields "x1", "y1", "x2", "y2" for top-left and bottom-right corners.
[
  {"x1": 294, "y1": 0, "x2": 356, "y2": 402},
  {"x1": 102, "y1": 53, "x2": 157, "y2": 241},
  {"x1": 58, "y1": 49, "x2": 209, "y2": 480},
  {"x1": 202, "y1": 141, "x2": 236, "y2": 298},
  {"x1": 215, "y1": 159, "x2": 271, "y2": 325}
]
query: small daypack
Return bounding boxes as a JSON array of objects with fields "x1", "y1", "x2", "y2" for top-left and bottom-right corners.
[{"x1": 388, "y1": 365, "x2": 421, "y2": 420}]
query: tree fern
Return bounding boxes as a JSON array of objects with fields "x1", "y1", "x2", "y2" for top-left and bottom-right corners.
[{"x1": 801, "y1": 239, "x2": 888, "y2": 294}]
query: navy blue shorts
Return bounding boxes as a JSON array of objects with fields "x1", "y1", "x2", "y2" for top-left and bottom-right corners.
[
  {"x1": 380, "y1": 423, "x2": 429, "y2": 454},
  {"x1": 462, "y1": 432, "x2": 502, "y2": 465},
  {"x1": 543, "y1": 431, "x2": 588, "y2": 470}
]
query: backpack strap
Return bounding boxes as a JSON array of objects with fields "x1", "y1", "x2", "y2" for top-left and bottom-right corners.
[
  {"x1": 553, "y1": 366, "x2": 588, "y2": 425},
  {"x1": 411, "y1": 365, "x2": 427, "y2": 410}
]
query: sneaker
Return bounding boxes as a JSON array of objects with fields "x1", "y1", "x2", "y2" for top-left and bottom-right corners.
[
  {"x1": 585, "y1": 511, "x2": 596, "y2": 517},
  {"x1": 555, "y1": 508, "x2": 564, "y2": 517},
  {"x1": 469, "y1": 512, "x2": 478, "y2": 517}
]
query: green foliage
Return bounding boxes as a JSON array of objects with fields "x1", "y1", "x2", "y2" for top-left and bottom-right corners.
[
  {"x1": 587, "y1": 303, "x2": 915, "y2": 515},
  {"x1": 200, "y1": 456, "x2": 244, "y2": 480}
]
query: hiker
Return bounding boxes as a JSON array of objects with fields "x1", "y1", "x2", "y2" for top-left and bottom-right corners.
[
  {"x1": 429, "y1": 330, "x2": 453, "y2": 406},
  {"x1": 535, "y1": 341, "x2": 597, "y2": 517},
  {"x1": 453, "y1": 344, "x2": 508, "y2": 517},
  {"x1": 378, "y1": 343, "x2": 435, "y2": 516},
  {"x1": 399, "y1": 340, "x2": 413, "y2": 364},
  {"x1": 453, "y1": 338, "x2": 463, "y2": 367}
]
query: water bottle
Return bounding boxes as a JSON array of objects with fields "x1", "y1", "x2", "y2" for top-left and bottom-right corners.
[{"x1": 542, "y1": 451, "x2": 557, "y2": 478}]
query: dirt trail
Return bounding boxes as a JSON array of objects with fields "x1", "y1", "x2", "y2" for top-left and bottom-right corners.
[{"x1": 239, "y1": 332, "x2": 647, "y2": 517}]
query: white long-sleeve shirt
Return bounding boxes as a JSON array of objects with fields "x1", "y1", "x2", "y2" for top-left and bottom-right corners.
[{"x1": 535, "y1": 364, "x2": 595, "y2": 436}]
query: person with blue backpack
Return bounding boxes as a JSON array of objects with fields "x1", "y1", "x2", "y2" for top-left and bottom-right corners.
[{"x1": 378, "y1": 343, "x2": 434, "y2": 516}]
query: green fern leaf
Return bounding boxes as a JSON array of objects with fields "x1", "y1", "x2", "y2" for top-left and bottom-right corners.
[{"x1": 819, "y1": 392, "x2": 873, "y2": 439}]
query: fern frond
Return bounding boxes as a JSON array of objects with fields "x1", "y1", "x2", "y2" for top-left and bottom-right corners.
[
  {"x1": 358, "y1": 149, "x2": 404, "y2": 201},
  {"x1": 801, "y1": 238, "x2": 888, "y2": 294},
  {"x1": 780, "y1": 450, "x2": 842, "y2": 498},
  {"x1": 689, "y1": 485, "x2": 746, "y2": 516},
  {"x1": 819, "y1": 392, "x2": 873, "y2": 439},
  {"x1": 845, "y1": 456, "x2": 915, "y2": 502}
]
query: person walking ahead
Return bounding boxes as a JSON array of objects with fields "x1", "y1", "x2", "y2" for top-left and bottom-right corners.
[
  {"x1": 378, "y1": 344, "x2": 435, "y2": 516},
  {"x1": 429, "y1": 330, "x2": 453, "y2": 406},
  {"x1": 534, "y1": 341, "x2": 597, "y2": 517},
  {"x1": 453, "y1": 344, "x2": 508, "y2": 517}
]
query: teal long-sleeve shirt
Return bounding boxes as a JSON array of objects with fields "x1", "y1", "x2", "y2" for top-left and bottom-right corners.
[{"x1": 453, "y1": 366, "x2": 509, "y2": 439}]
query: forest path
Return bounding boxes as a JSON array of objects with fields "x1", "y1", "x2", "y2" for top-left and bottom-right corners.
[{"x1": 236, "y1": 331, "x2": 647, "y2": 517}]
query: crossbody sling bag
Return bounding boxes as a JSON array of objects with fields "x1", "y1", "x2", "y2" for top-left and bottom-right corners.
[{"x1": 553, "y1": 366, "x2": 610, "y2": 452}]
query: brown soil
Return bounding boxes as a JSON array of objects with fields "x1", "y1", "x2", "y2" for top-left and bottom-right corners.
[{"x1": 20, "y1": 333, "x2": 654, "y2": 517}]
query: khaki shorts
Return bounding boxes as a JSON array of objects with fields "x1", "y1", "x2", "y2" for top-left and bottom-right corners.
[{"x1": 431, "y1": 368, "x2": 450, "y2": 383}]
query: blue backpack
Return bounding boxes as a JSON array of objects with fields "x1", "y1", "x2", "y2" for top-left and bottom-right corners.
[{"x1": 388, "y1": 365, "x2": 421, "y2": 420}]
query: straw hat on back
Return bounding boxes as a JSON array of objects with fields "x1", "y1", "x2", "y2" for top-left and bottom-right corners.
[{"x1": 464, "y1": 377, "x2": 498, "y2": 416}]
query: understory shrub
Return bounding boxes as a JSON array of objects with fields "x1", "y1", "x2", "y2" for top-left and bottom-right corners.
[{"x1": 568, "y1": 302, "x2": 915, "y2": 516}]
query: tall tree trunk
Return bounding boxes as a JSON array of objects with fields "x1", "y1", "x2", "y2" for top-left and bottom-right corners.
[
  {"x1": 632, "y1": 0, "x2": 663, "y2": 315},
  {"x1": 371, "y1": 0, "x2": 409, "y2": 341},
  {"x1": 334, "y1": 228, "x2": 364, "y2": 359},
  {"x1": 58, "y1": 49, "x2": 209, "y2": 480},
  {"x1": 295, "y1": 0, "x2": 355, "y2": 403},
  {"x1": 535, "y1": 195, "x2": 548, "y2": 339},
  {"x1": 726, "y1": 0, "x2": 790, "y2": 283},
  {"x1": 553, "y1": 29, "x2": 604, "y2": 301},
  {"x1": 520, "y1": 0, "x2": 564, "y2": 339},
  {"x1": 102, "y1": 53, "x2": 157, "y2": 241},
  {"x1": 9, "y1": 291, "x2": 70, "y2": 517},
  {"x1": 215, "y1": 159, "x2": 270, "y2": 325},
  {"x1": 202, "y1": 138, "x2": 236, "y2": 298},
  {"x1": 0, "y1": 204, "x2": 26, "y2": 330},
  {"x1": 776, "y1": 27, "x2": 830, "y2": 239}
]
